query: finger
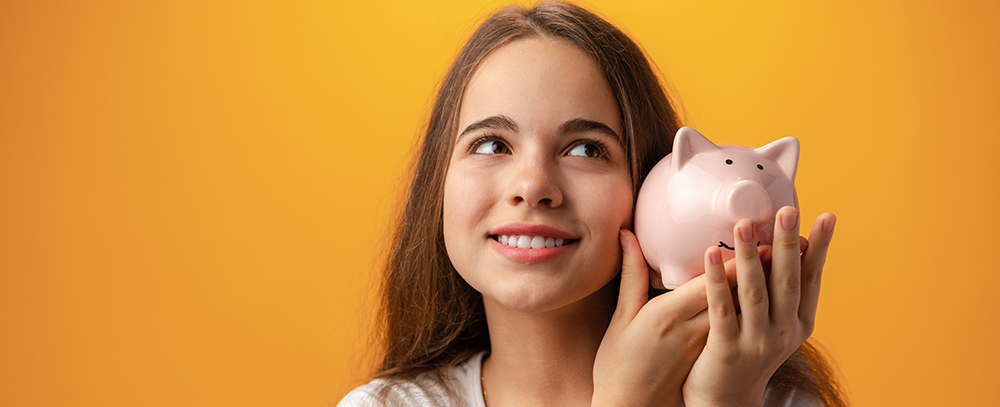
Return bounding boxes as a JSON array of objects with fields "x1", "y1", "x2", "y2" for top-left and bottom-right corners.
[
  {"x1": 647, "y1": 270, "x2": 712, "y2": 320},
  {"x1": 723, "y1": 245, "x2": 771, "y2": 289},
  {"x1": 653, "y1": 245, "x2": 773, "y2": 320},
  {"x1": 669, "y1": 308, "x2": 712, "y2": 363},
  {"x1": 799, "y1": 213, "x2": 836, "y2": 323},
  {"x1": 726, "y1": 245, "x2": 771, "y2": 315},
  {"x1": 685, "y1": 308, "x2": 712, "y2": 348},
  {"x1": 769, "y1": 206, "x2": 802, "y2": 325},
  {"x1": 734, "y1": 219, "x2": 769, "y2": 335},
  {"x1": 705, "y1": 246, "x2": 738, "y2": 340},
  {"x1": 615, "y1": 229, "x2": 649, "y2": 323}
]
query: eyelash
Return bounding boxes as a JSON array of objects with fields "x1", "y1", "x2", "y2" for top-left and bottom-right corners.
[
  {"x1": 575, "y1": 138, "x2": 610, "y2": 159},
  {"x1": 467, "y1": 134, "x2": 611, "y2": 160},
  {"x1": 467, "y1": 134, "x2": 507, "y2": 154}
]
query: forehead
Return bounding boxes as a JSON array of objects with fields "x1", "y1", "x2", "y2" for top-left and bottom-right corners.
[{"x1": 458, "y1": 37, "x2": 622, "y2": 137}]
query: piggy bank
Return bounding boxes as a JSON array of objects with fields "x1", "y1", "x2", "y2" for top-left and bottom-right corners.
[{"x1": 634, "y1": 127, "x2": 799, "y2": 289}]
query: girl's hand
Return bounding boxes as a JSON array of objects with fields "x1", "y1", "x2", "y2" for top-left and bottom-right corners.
[
  {"x1": 682, "y1": 207, "x2": 836, "y2": 407},
  {"x1": 592, "y1": 229, "x2": 706, "y2": 407},
  {"x1": 593, "y1": 229, "x2": 769, "y2": 407}
]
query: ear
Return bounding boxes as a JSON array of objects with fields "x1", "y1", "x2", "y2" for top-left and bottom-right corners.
[
  {"x1": 755, "y1": 137, "x2": 800, "y2": 182},
  {"x1": 672, "y1": 127, "x2": 718, "y2": 171}
]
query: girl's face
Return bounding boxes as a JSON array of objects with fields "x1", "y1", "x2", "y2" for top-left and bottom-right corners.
[{"x1": 443, "y1": 37, "x2": 632, "y2": 313}]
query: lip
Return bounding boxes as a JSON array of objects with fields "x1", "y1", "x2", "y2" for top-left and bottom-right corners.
[
  {"x1": 489, "y1": 223, "x2": 576, "y2": 240},
  {"x1": 490, "y1": 238, "x2": 576, "y2": 263},
  {"x1": 489, "y1": 223, "x2": 578, "y2": 263}
]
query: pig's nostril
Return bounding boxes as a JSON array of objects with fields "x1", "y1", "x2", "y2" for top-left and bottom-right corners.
[{"x1": 719, "y1": 180, "x2": 772, "y2": 224}]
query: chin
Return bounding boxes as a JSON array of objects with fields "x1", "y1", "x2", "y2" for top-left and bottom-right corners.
[
  {"x1": 495, "y1": 291, "x2": 570, "y2": 314},
  {"x1": 483, "y1": 273, "x2": 616, "y2": 315}
]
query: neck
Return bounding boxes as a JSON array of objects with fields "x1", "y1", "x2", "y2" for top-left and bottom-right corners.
[{"x1": 481, "y1": 281, "x2": 617, "y2": 407}]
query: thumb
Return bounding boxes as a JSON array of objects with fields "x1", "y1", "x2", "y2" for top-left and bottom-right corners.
[{"x1": 615, "y1": 229, "x2": 650, "y2": 323}]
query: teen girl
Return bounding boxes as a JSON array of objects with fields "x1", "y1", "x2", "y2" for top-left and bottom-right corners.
[{"x1": 341, "y1": 2, "x2": 845, "y2": 406}]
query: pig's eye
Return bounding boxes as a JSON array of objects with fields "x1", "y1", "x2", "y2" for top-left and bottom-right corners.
[
  {"x1": 757, "y1": 164, "x2": 764, "y2": 170},
  {"x1": 725, "y1": 159, "x2": 733, "y2": 165}
]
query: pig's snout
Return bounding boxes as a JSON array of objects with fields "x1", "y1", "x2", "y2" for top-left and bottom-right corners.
[{"x1": 717, "y1": 180, "x2": 772, "y2": 224}]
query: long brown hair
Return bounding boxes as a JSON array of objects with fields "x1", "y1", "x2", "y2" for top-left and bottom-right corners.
[{"x1": 371, "y1": 1, "x2": 845, "y2": 406}]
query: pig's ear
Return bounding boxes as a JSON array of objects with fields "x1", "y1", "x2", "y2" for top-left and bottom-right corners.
[
  {"x1": 672, "y1": 127, "x2": 718, "y2": 171},
  {"x1": 756, "y1": 137, "x2": 800, "y2": 182}
]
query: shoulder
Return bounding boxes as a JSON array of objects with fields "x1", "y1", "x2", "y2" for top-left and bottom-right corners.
[
  {"x1": 337, "y1": 352, "x2": 487, "y2": 407},
  {"x1": 336, "y1": 377, "x2": 445, "y2": 407}
]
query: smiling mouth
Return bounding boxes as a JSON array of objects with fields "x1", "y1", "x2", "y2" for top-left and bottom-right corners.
[
  {"x1": 492, "y1": 235, "x2": 578, "y2": 249},
  {"x1": 718, "y1": 241, "x2": 761, "y2": 250}
]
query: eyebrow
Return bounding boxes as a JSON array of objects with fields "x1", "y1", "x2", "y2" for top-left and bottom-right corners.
[
  {"x1": 457, "y1": 115, "x2": 621, "y2": 143},
  {"x1": 558, "y1": 118, "x2": 621, "y2": 142},
  {"x1": 458, "y1": 115, "x2": 519, "y2": 139}
]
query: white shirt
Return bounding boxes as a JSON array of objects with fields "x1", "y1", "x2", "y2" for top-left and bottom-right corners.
[
  {"x1": 338, "y1": 352, "x2": 486, "y2": 407},
  {"x1": 338, "y1": 352, "x2": 820, "y2": 407}
]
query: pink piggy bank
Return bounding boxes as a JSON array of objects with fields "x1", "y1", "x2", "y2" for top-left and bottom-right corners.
[{"x1": 634, "y1": 127, "x2": 800, "y2": 289}]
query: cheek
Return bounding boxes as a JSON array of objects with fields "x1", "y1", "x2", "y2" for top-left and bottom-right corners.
[
  {"x1": 585, "y1": 176, "x2": 635, "y2": 229},
  {"x1": 578, "y1": 178, "x2": 633, "y2": 287},
  {"x1": 442, "y1": 166, "x2": 495, "y2": 260},
  {"x1": 442, "y1": 169, "x2": 465, "y2": 243},
  {"x1": 442, "y1": 170, "x2": 467, "y2": 279},
  {"x1": 616, "y1": 188, "x2": 635, "y2": 229},
  {"x1": 574, "y1": 175, "x2": 633, "y2": 256}
]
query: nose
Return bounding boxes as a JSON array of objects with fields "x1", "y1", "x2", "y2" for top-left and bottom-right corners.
[
  {"x1": 507, "y1": 155, "x2": 563, "y2": 208},
  {"x1": 717, "y1": 180, "x2": 772, "y2": 224}
]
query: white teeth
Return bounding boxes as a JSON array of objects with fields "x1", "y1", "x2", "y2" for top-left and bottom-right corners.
[
  {"x1": 517, "y1": 235, "x2": 531, "y2": 248},
  {"x1": 530, "y1": 236, "x2": 545, "y2": 249},
  {"x1": 496, "y1": 235, "x2": 571, "y2": 249},
  {"x1": 506, "y1": 236, "x2": 518, "y2": 248}
]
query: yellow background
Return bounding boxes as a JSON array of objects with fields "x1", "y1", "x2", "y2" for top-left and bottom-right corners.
[{"x1": 2, "y1": 0, "x2": 998, "y2": 405}]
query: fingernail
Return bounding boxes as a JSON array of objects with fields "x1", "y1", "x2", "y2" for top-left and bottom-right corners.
[
  {"x1": 822, "y1": 215, "x2": 836, "y2": 233},
  {"x1": 781, "y1": 212, "x2": 797, "y2": 230},
  {"x1": 739, "y1": 222, "x2": 754, "y2": 242},
  {"x1": 709, "y1": 248, "x2": 722, "y2": 265},
  {"x1": 619, "y1": 230, "x2": 629, "y2": 252}
]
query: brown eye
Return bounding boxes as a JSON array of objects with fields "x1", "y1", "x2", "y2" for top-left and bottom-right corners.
[
  {"x1": 473, "y1": 140, "x2": 511, "y2": 155},
  {"x1": 568, "y1": 142, "x2": 606, "y2": 158}
]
